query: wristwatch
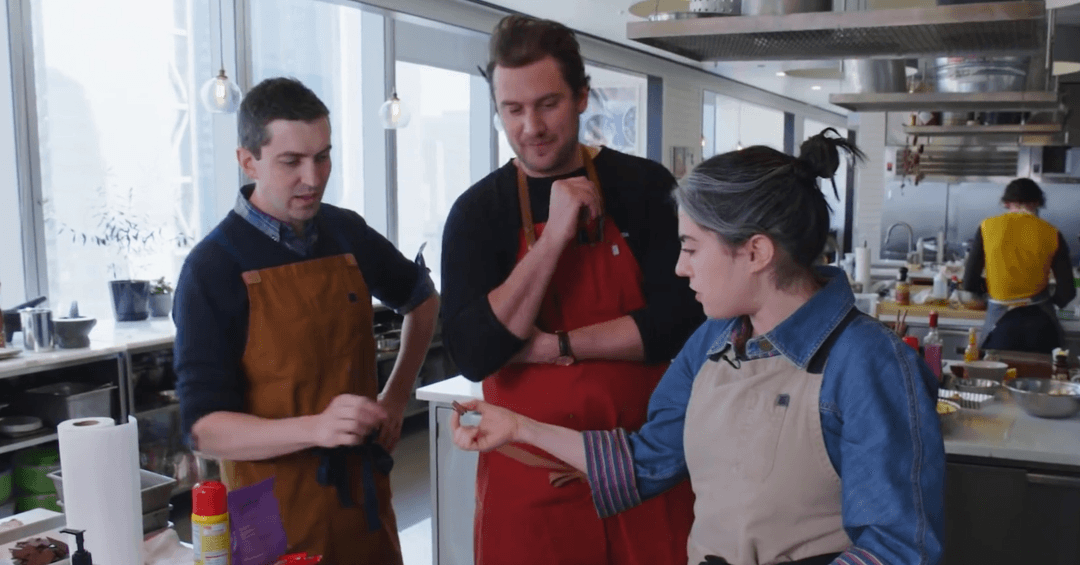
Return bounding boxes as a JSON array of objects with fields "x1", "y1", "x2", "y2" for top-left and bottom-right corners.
[{"x1": 554, "y1": 331, "x2": 576, "y2": 366}]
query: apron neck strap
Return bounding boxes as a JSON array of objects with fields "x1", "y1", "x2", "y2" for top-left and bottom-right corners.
[{"x1": 516, "y1": 145, "x2": 603, "y2": 249}]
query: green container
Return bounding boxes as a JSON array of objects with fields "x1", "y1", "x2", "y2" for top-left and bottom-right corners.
[
  {"x1": 16, "y1": 493, "x2": 60, "y2": 513},
  {"x1": 13, "y1": 445, "x2": 60, "y2": 468},
  {"x1": 14, "y1": 464, "x2": 59, "y2": 496},
  {"x1": 0, "y1": 469, "x2": 11, "y2": 503}
]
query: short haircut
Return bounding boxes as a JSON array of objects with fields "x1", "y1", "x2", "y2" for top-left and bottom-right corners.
[
  {"x1": 1001, "y1": 178, "x2": 1046, "y2": 208},
  {"x1": 238, "y1": 77, "x2": 329, "y2": 159},
  {"x1": 485, "y1": 15, "x2": 590, "y2": 99}
]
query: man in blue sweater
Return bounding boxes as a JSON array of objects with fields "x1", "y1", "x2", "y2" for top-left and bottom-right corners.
[{"x1": 173, "y1": 77, "x2": 438, "y2": 565}]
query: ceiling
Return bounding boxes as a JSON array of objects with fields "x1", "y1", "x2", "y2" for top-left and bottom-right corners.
[{"x1": 474, "y1": 0, "x2": 1080, "y2": 113}]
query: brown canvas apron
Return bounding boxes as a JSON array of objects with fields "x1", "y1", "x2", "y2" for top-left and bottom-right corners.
[
  {"x1": 684, "y1": 354, "x2": 850, "y2": 565},
  {"x1": 221, "y1": 253, "x2": 402, "y2": 565}
]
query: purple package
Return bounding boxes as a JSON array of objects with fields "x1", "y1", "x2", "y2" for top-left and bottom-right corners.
[{"x1": 228, "y1": 476, "x2": 288, "y2": 565}]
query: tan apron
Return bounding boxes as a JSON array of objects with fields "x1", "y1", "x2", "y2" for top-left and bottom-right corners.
[
  {"x1": 684, "y1": 354, "x2": 850, "y2": 565},
  {"x1": 222, "y1": 253, "x2": 402, "y2": 565}
]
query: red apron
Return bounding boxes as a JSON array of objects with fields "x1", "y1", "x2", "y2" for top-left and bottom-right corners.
[
  {"x1": 475, "y1": 147, "x2": 695, "y2": 565},
  {"x1": 221, "y1": 253, "x2": 402, "y2": 565}
]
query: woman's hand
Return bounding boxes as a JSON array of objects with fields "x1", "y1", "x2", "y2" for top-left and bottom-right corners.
[{"x1": 450, "y1": 400, "x2": 524, "y2": 452}]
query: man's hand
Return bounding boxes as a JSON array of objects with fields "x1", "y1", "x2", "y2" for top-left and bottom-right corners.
[
  {"x1": 376, "y1": 391, "x2": 409, "y2": 452},
  {"x1": 542, "y1": 177, "x2": 602, "y2": 248},
  {"x1": 510, "y1": 327, "x2": 559, "y2": 365},
  {"x1": 310, "y1": 394, "x2": 388, "y2": 448}
]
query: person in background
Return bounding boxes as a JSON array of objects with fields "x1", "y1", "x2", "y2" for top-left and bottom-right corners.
[
  {"x1": 451, "y1": 130, "x2": 946, "y2": 565},
  {"x1": 440, "y1": 14, "x2": 702, "y2": 565},
  {"x1": 173, "y1": 77, "x2": 439, "y2": 565},
  {"x1": 963, "y1": 178, "x2": 1075, "y2": 353}
]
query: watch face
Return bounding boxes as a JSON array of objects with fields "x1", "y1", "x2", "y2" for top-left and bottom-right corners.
[{"x1": 554, "y1": 355, "x2": 575, "y2": 367}]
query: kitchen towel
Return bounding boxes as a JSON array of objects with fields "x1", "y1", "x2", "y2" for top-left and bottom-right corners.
[
  {"x1": 854, "y1": 246, "x2": 872, "y2": 290},
  {"x1": 58, "y1": 416, "x2": 144, "y2": 565}
]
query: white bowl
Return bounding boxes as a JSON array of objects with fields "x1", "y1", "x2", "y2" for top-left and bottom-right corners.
[{"x1": 964, "y1": 360, "x2": 1008, "y2": 382}]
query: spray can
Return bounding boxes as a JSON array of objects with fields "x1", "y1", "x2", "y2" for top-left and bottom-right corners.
[{"x1": 193, "y1": 481, "x2": 230, "y2": 565}]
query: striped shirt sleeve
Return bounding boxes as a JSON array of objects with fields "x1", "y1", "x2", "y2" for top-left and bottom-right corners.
[
  {"x1": 833, "y1": 546, "x2": 887, "y2": 565},
  {"x1": 582, "y1": 428, "x2": 644, "y2": 518}
]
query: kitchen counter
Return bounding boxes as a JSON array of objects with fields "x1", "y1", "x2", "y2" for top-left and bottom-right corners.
[{"x1": 418, "y1": 376, "x2": 1080, "y2": 468}]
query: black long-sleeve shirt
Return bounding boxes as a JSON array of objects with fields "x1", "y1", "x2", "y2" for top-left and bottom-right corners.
[
  {"x1": 962, "y1": 226, "x2": 1076, "y2": 308},
  {"x1": 441, "y1": 148, "x2": 705, "y2": 381}
]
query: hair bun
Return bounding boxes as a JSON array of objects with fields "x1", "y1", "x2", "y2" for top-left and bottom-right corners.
[{"x1": 798, "y1": 128, "x2": 867, "y2": 180}]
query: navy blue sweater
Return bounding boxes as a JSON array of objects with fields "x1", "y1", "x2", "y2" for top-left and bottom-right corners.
[{"x1": 173, "y1": 202, "x2": 429, "y2": 443}]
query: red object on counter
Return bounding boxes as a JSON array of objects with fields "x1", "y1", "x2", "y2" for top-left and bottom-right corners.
[
  {"x1": 193, "y1": 480, "x2": 227, "y2": 516},
  {"x1": 903, "y1": 336, "x2": 920, "y2": 351},
  {"x1": 272, "y1": 553, "x2": 323, "y2": 565}
]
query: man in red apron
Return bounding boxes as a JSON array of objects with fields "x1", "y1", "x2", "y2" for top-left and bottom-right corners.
[
  {"x1": 441, "y1": 15, "x2": 703, "y2": 565},
  {"x1": 174, "y1": 78, "x2": 439, "y2": 565}
]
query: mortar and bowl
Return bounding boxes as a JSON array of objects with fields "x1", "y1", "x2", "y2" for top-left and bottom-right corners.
[{"x1": 52, "y1": 301, "x2": 96, "y2": 349}]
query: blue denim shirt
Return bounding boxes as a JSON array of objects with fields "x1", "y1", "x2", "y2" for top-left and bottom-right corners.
[
  {"x1": 234, "y1": 184, "x2": 319, "y2": 257},
  {"x1": 583, "y1": 267, "x2": 945, "y2": 565}
]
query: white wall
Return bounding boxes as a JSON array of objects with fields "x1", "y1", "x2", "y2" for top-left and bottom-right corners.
[{"x1": 851, "y1": 112, "x2": 887, "y2": 260}]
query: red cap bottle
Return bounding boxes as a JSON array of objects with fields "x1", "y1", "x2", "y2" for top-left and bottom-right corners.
[{"x1": 193, "y1": 480, "x2": 227, "y2": 517}]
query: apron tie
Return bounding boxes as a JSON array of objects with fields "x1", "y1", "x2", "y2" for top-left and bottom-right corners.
[{"x1": 316, "y1": 435, "x2": 395, "y2": 532}]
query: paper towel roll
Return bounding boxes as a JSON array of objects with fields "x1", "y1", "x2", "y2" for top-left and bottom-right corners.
[
  {"x1": 59, "y1": 416, "x2": 144, "y2": 565},
  {"x1": 854, "y1": 246, "x2": 872, "y2": 289}
]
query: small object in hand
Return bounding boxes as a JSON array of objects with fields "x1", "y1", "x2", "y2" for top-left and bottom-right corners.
[{"x1": 451, "y1": 401, "x2": 468, "y2": 415}]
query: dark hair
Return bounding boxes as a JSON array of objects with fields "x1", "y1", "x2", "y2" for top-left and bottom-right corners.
[
  {"x1": 674, "y1": 128, "x2": 866, "y2": 289},
  {"x1": 238, "y1": 77, "x2": 330, "y2": 159},
  {"x1": 1001, "y1": 178, "x2": 1045, "y2": 208},
  {"x1": 485, "y1": 15, "x2": 590, "y2": 99}
]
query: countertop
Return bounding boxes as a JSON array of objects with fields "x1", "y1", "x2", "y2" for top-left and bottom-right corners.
[
  {"x1": 0, "y1": 318, "x2": 176, "y2": 379},
  {"x1": 418, "y1": 376, "x2": 1080, "y2": 469}
]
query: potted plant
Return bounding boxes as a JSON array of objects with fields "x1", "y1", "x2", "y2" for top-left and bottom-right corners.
[
  {"x1": 56, "y1": 187, "x2": 164, "y2": 322},
  {"x1": 149, "y1": 278, "x2": 174, "y2": 318}
]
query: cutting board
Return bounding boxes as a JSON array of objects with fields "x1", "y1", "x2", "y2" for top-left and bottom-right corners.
[{"x1": 877, "y1": 301, "x2": 987, "y2": 321}]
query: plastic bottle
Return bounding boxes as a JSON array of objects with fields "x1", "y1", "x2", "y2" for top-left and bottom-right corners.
[
  {"x1": 923, "y1": 311, "x2": 943, "y2": 381},
  {"x1": 193, "y1": 481, "x2": 230, "y2": 565},
  {"x1": 896, "y1": 267, "x2": 911, "y2": 306},
  {"x1": 60, "y1": 529, "x2": 92, "y2": 565},
  {"x1": 932, "y1": 268, "x2": 948, "y2": 300},
  {"x1": 963, "y1": 328, "x2": 980, "y2": 364}
]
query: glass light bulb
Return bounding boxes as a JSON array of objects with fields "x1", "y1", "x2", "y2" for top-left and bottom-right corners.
[
  {"x1": 379, "y1": 94, "x2": 411, "y2": 129},
  {"x1": 200, "y1": 70, "x2": 241, "y2": 114}
]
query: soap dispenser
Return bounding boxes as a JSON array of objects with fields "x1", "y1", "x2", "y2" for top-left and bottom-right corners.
[{"x1": 61, "y1": 529, "x2": 93, "y2": 565}]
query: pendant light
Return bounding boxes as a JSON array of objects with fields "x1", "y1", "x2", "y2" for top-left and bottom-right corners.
[
  {"x1": 200, "y1": 0, "x2": 241, "y2": 113},
  {"x1": 379, "y1": 90, "x2": 411, "y2": 129}
]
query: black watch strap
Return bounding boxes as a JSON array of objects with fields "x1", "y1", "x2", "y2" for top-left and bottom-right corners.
[{"x1": 556, "y1": 331, "x2": 572, "y2": 358}]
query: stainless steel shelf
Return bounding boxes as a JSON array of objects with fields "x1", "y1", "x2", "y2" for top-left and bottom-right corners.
[
  {"x1": 627, "y1": 1, "x2": 1046, "y2": 61},
  {"x1": 905, "y1": 123, "x2": 1063, "y2": 135},
  {"x1": 0, "y1": 430, "x2": 58, "y2": 456},
  {"x1": 830, "y1": 91, "x2": 1061, "y2": 112}
]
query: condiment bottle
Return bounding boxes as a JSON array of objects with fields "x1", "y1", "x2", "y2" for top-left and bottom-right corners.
[
  {"x1": 1053, "y1": 350, "x2": 1070, "y2": 382},
  {"x1": 963, "y1": 328, "x2": 979, "y2": 364},
  {"x1": 193, "y1": 480, "x2": 231, "y2": 565},
  {"x1": 896, "y1": 267, "x2": 911, "y2": 306},
  {"x1": 923, "y1": 311, "x2": 943, "y2": 381}
]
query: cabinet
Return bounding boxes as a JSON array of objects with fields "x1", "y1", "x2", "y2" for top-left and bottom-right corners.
[
  {"x1": 430, "y1": 405, "x2": 477, "y2": 565},
  {"x1": 944, "y1": 458, "x2": 1080, "y2": 565}
]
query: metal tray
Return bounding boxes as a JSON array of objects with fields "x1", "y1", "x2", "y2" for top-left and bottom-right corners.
[
  {"x1": 47, "y1": 468, "x2": 176, "y2": 513},
  {"x1": 21, "y1": 382, "x2": 116, "y2": 427}
]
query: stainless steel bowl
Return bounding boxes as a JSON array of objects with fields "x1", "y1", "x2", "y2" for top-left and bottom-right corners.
[
  {"x1": 1005, "y1": 378, "x2": 1080, "y2": 419},
  {"x1": 955, "y1": 378, "x2": 1001, "y2": 396},
  {"x1": 937, "y1": 399, "x2": 961, "y2": 434}
]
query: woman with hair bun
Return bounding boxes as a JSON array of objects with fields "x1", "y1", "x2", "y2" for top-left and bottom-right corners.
[{"x1": 451, "y1": 129, "x2": 945, "y2": 565}]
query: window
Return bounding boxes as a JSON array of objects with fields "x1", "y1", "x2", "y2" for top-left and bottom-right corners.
[
  {"x1": 497, "y1": 63, "x2": 648, "y2": 163},
  {"x1": 30, "y1": 0, "x2": 215, "y2": 318},
  {"x1": 250, "y1": 0, "x2": 375, "y2": 219},
  {"x1": 394, "y1": 62, "x2": 476, "y2": 290},
  {"x1": 702, "y1": 91, "x2": 785, "y2": 158}
]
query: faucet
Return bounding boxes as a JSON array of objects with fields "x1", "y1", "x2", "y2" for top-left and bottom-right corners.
[{"x1": 884, "y1": 222, "x2": 915, "y2": 260}]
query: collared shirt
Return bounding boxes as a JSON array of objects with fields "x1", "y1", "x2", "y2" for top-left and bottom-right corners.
[
  {"x1": 234, "y1": 184, "x2": 319, "y2": 257},
  {"x1": 582, "y1": 267, "x2": 945, "y2": 565}
]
